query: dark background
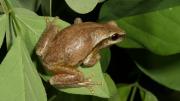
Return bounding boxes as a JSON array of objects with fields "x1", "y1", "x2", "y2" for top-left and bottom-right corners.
[{"x1": 0, "y1": 0, "x2": 179, "y2": 100}]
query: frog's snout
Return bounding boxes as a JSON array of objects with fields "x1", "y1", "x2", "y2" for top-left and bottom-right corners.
[
  {"x1": 118, "y1": 32, "x2": 126, "y2": 40},
  {"x1": 120, "y1": 32, "x2": 126, "y2": 38}
]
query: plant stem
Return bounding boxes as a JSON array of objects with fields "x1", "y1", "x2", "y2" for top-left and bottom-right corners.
[
  {"x1": 50, "y1": 0, "x2": 52, "y2": 16},
  {"x1": 130, "y1": 85, "x2": 138, "y2": 101}
]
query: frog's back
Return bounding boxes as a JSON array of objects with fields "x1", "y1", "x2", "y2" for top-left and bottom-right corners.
[{"x1": 43, "y1": 22, "x2": 106, "y2": 66}]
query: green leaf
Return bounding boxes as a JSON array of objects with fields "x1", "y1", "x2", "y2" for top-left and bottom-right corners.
[
  {"x1": 12, "y1": 8, "x2": 46, "y2": 52},
  {"x1": 40, "y1": 0, "x2": 52, "y2": 16},
  {"x1": 117, "y1": 84, "x2": 132, "y2": 101},
  {"x1": 0, "y1": 37, "x2": 47, "y2": 101},
  {"x1": 100, "y1": 48, "x2": 111, "y2": 72},
  {"x1": 104, "y1": 74, "x2": 121, "y2": 101},
  {"x1": 65, "y1": 0, "x2": 99, "y2": 14},
  {"x1": 48, "y1": 92, "x2": 91, "y2": 101},
  {"x1": 104, "y1": 74, "x2": 117, "y2": 97},
  {"x1": 12, "y1": 8, "x2": 69, "y2": 53},
  {"x1": 116, "y1": 6, "x2": 180, "y2": 55},
  {"x1": 7, "y1": 0, "x2": 41, "y2": 11},
  {"x1": 0, "y1": 14, "x2": 7, "y2": 48},
  {"x1": 107, "y1": 93, "x2": 120, "y2": 101},
  {"x1": 139, "y1": 87, "x2": 158, "y2": 101},
  {"x1": 131, "y1": 49, "x2": 180, "y2": 91},
  {"x1": 99, "y1": 0, "x2": 180, "y2": 21},
  {"x1": 117, "y1": 37, "x2": 143, "y2": 49}
]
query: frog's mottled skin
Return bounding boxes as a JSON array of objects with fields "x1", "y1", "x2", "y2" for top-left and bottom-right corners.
[{"x1": 36, "y1": 17, "x2": 125, "y2": 87}]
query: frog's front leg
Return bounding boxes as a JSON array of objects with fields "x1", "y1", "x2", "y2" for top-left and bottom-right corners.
[
  {"x1": 36, "y1": 17, "x2": 60, "y2": 57},
  {"x1": 47, "y1": 64, "x2": 93, "y2": 87},
  {"x1": 83, "y1": 53, "x2": 101, "y2": 67}
]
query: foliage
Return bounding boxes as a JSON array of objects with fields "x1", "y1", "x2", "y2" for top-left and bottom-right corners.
[{"x1": 0, "y1": 0, "x2": 180, "y2": 101}]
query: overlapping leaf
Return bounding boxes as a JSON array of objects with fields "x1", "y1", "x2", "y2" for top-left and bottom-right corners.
[
  {"x1": 7, "y1": 0, "x2": 41, "y2": 11},
  {"x1": 100, "y1": 0, "x2": 180, "y2": 55},
  {"x1": 117, "y1": 84, "x2": 132, "y2": 101},
  {"x1": 99, "y1": 0, "x2": 180, "y2": 21},
  {"x1": 100, "y1": 48, "x2": 111, "y2": 72},
  {"x1": 0, "y1": 14, "x2": 7, "y2": 48},
  {"x1": 12, "y1": 8, "x2": 69, "y2": 53},
  {"x1": 116, "y1": 6, "x2": 180, "y2": 55},
  {"x1": 0, "y1": 37, "x2": 47, "y2": 101},
  {"x1": 131, "y1": 50, "x2": 180, "y2": 91},
  {"x1": 65, "y1": 0, "x2": 99, "y2": 14},
  {"x1": 139, "y1": 86, "x2": 158, "y2": 101}
]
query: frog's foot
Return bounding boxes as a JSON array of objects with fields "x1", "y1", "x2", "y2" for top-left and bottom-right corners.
[
  {"x1": 83, "y1": 53, "x2": 101, "y2": 67},
  {"x1": 44, "y1": 16, "x2": 60, "y2": 32},
  {"x1": 45, "y1": 16, "x2": 59, "y2": 25},
  {"x1": 49, "y1": 73, "x2": 94, "y2": 88},
  {"x1": 74, "y1": 17, "x2": 83, "y2": 24}
]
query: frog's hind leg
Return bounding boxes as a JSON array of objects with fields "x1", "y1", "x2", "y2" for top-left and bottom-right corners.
[
  {"x1": 48, "y1": 64, "x2": 93, "y2": 88},
  {"x1": 50, "y1": 74, "x2": 93, "y2": 88},
  {"x1": 36, "y1": 17, "x2": 60, "y2": 57}
]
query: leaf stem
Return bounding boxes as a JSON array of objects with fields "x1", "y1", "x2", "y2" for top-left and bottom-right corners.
[{"x1": 130, "y1": 83, "x2": 138, "y2": 101}]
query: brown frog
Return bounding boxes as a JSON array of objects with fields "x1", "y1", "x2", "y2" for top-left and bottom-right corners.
[{"x1": 36, "y1": 17, "x2": 125, "y2": 87}]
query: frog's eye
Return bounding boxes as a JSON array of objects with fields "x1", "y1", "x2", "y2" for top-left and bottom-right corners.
[{"x1": 111, "y1": 33, "x2": 121, "y2": 41}]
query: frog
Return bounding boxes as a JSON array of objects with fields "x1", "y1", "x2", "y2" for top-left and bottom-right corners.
[{"x1": 36, "y1": 17, "x2": 125, "y2": 88}]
